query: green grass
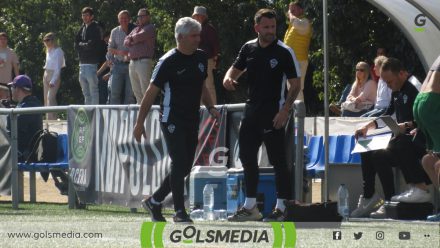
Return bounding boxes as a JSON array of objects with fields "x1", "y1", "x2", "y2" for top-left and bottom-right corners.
[{"x1": 0, "y1": 201, "x2": 439, "y2": 248}]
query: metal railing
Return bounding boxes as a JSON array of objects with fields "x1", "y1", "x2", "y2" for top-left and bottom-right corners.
[{"x1": 0, "y1": 102, "x2": 306, "y2": 209}]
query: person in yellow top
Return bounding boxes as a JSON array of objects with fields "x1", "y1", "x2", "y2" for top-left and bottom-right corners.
[{"x1": 283, "y1": 1, "x2": 312, "y2": 101}]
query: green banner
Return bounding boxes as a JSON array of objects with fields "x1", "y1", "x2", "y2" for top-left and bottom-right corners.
[{"x1": 140, "y1": 221, "x2": 296, "y2": 248}]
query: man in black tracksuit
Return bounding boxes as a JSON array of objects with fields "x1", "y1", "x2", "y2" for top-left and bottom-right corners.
[
  {"x1": 223, "y1": 9, "x2": 301, "y2": 222},
  {"x1": 133, "y1": 17, "x2": 219, "y2": 223}
]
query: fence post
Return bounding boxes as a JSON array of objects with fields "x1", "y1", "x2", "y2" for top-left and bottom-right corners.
[
  {"x1": 10, "y1": 111, "x2": 20, "y2": 209},
  {"x1": 294, "y1": 100, "x2": 306, "y2": 201}
]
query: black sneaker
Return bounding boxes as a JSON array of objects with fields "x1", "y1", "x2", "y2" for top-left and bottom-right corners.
[
  {"x1": 263, "y1": 208, "x2": 285, "y2": 222},
  {"x1": 142, "y1": 197, "x2": 166, "y2": 222},
  {"x1": 227, "y1": 206, "x2": 263, "y2": 222},
  {"x1": 173, "y1": 211, "x2": 193, "y2": 224}
]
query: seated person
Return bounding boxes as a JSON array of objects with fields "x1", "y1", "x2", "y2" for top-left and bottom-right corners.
[
  {"x1": 341, "y1": 61, "x2": 377, "y2": 117},
  {"x1": 414, "y1": 54, "x2": 440, "y2": 221},
  {"x1": 7, "y1": 75, "x2": 68, "y2": 195},
  {"x1": 351, "y1": 58, "x2": 431, "y2": 219},
  {"x1": 361, "y1": 55, "x2": 392, "y2": 117},
  {"x1": 7, "y1": 75, "x2": 42, "y2": 161}
]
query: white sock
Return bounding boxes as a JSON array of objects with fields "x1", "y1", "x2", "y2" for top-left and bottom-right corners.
[
  {"x1": 150, "y1": 197, "x2": 160, "y2": 205},
  {"x1": 275, "y1": 199, "x2": 286, "y2": 212},
  {"x1": 243, "y1": 197, "x2": 256, "y2": 209}
]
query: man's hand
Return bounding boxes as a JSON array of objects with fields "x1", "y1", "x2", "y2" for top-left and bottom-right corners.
[
  {"x1": 273, "y1": 109, "x2": 289, "y2": 129},
  {"x1": 354, "y1": 126, "x2": 369, "y2": 140},
  {"x1": 223, "y1": 77, "x2": 238, "y2": 91},
  {"x1": 133, "y1": 123, "x2": 147, "y2": 142},
  {"x1": 209, "y1": 107, "x2": 221, "y2": 121}
]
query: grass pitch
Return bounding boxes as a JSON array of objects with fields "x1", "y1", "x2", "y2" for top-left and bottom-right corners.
[{"x1": 0, "y1": 201, "x2": 438, "y2": 248}]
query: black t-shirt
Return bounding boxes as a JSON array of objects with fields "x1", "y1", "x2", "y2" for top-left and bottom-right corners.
[
  {"x1": 383, "y1": 80, "x2": 419, "y2": 124},
  {"x1": 233, "y1": 38, "x2": 300, "y2": 115},
  {"x1": 152, "y1": 48, "x2": 208, "y2": 123}
]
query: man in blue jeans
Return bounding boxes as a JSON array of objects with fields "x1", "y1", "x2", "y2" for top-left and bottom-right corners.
[
  {"x1": 107, "y1": 10, "x2": 136, "y2": 104},
  {"x1": 74, "y1": 7, "x2": 102, "y2": 105}
]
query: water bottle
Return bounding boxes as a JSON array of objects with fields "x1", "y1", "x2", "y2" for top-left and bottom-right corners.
[
  {"x1": 337, "y1": 184, "x2": 349, "y2": 220},
  {"x1": 189, "y1": 209, "x2": 204, "y2": 221},
  {"x1": 203, "y1": 184, "x2": 214, "y2": 220}
]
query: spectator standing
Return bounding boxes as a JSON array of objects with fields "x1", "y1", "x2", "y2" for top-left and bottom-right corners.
[
  {"x1": 42, "y1": 32, "x2": 65, "y2": 120},
  {"x1": 283, "y1": 1, "x2": 312, "y2": 101},
  {"x1": 107, "y1": 10, "x2": 136, "y2": 104},
  {"x1": 97, "y1": 31, "x2": 111, "y2": 104},
  {"x1": 74, "y1": 7, "x2": 102, "y2": 105},
  {"x1": 192, "y1": 6, "x2": 220, "y2": 104},
  {"x1": 0, "y1": 32, "x2": 19, "y2": 84},
  {"x1": 124, "y1": 8, "x2": 156, "y2": 104}
]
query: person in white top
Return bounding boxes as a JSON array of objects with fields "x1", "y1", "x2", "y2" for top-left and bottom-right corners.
[
  {"x1": 42, "y1": 32, "x2": 65, "y2": 120},
  {"x1": 361, "y1": 55, "x2": 392, "y2": 117}
]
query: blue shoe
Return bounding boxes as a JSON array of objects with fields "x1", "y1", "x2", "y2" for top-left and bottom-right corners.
[{"x1": 427, "y1": 213, "x2": 440, "y2": 221}]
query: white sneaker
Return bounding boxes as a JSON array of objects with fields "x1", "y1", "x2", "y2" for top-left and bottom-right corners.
[
  {"x1": 390, "y1": 186, "x2": 414, "y2": 202},
  {"x1": 397, "y1": 187, "x2": 431, "y2": 203},
  {"x1": 350, "y1": 193, "x2": 383, "y2": 218},
  {"x1": 370, "y1": 204, "x2": 387, "y2": 219}
]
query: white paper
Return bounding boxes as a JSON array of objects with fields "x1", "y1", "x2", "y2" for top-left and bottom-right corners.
[{"x1": 352, "y1": 132, "x2": 392, "y2": 154}]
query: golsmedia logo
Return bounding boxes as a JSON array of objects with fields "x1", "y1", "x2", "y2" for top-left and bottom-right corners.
[
  {"x1": 414, "y1": 14, "x2": 426, "y2": 32},
  {"x1": 140, "y1": 222, "x2": 296, "y2": 247}
]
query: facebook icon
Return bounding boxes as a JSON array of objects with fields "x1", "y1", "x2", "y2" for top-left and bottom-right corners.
[{"x1": 333, "y1": 231, "x2": 342, "y2": 240}]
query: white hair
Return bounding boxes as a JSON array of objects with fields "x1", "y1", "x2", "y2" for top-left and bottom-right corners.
[{"x1": 174, "y1": 17, "x2": 201, "y2": 43}]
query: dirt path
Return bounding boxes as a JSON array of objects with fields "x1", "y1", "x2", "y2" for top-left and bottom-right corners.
[{"x1": 1, "y1": 175, "x2": 67, "y2": 203}]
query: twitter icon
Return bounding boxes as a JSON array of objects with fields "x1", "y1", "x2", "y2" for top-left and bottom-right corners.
[{"x1": 354, "y1": 232, "x2": 363, "y2": 240}]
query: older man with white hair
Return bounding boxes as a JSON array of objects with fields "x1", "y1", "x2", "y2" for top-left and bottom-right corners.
[{"x1": 134, "y1": 17, "x2": 220, "y2": 223}]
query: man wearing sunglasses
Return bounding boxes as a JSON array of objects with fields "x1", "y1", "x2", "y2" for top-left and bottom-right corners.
[{"x1": 124, "y1": 8, "x2": 156, "y2": 104}]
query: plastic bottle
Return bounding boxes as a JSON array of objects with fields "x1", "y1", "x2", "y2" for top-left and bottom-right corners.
[
  {"x1": 189, "y1": 209, "x2": 204, "y2": 221},
  {"x1": 337, "y1": 184, "x2": 349, "y2": 220},
  {"x1": 203, "y1": 184, "x2": 214, "y2": 220}
]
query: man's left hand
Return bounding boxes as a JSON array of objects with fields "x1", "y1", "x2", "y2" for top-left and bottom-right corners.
[{"x1": 273, "y1": 109, "x2": 289, "y2": 129}]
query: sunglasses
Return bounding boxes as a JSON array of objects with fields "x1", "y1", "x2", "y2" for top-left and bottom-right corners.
[
  {"x1": 137, "y1": 15, "x2": 147, "y2": 18},
  {"x1": 43, "y1": 38, "x2": 53, "y2": 42},
  {"x1": 355, "y1": 68, "x2": 365, "y2": 72}
]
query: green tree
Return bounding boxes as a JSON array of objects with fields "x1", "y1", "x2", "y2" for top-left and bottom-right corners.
[{"x1": 0, "y1": 0, "x2": 425, "y2": 117}]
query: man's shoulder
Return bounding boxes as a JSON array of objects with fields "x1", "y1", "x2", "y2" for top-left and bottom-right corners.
[
  {"x1": 20, "y1": 95, "x2": 42, "y2": 108},
  {"x1": 3, "y1": 47, "x2": 17, "y2": 55},
  {"x1": 111, "y1": 26, "x2": 120, "y2": 33},
  {"x1": 403, "y1": 80, "x2": 419, "y2": 96},
  {"x1": 274, "y1": 40, "x2": 296, "y2": 57},
  {"x1": 157, "y1": 49, "x2": 178, "y2": 64},
  {"x1": 144, "y1": 23, "x2": 156, "y2": 32},
  {"x1": 241, "y1": 38, "x2": 258, "y2": 51}
]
